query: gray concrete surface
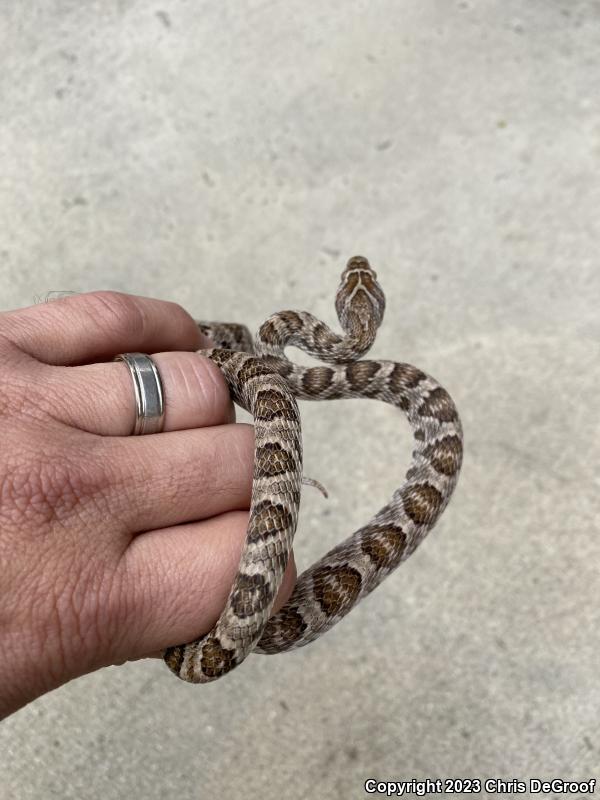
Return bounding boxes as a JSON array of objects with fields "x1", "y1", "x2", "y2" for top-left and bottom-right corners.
[{"x1": 1, "y1": 1, "x2": 599, "y2": 798}]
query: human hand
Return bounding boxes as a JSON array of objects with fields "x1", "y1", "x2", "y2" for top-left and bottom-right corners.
[{"x1": 0, "y1": 291, "x2": 296, "y2": 718}]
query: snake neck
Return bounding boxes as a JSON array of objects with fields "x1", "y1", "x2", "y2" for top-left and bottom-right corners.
[{"x1": 255, "y1": 310, "x2": 377, "y2": 366}]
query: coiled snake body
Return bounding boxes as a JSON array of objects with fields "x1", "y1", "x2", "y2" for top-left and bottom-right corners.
[{"x1": 164, "y1": 257, "x2": 463, "y2": 683}]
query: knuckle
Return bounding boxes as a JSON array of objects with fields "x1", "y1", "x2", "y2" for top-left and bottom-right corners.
[
  {"x1": 0, "y1": 435, "x2": 125, "y2": 673},
  {"x1": 0, "y1": 440, "x2": 110, "y2": 532},
  {"x1": 0, "y1": 366, "x2": 66, "y2": 424},
  {"x1": 0, "y1": 341, "x2": 36, "y2": 418},
  {"x1": 80, "y1": 291, "x2": 149, "y2": 340},
  {"x1": 0, "y1": 372, "x2": 32, "y2": 419}
]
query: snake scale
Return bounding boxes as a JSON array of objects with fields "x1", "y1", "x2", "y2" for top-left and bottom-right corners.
[{"x1": 164, "y1": 256, "x2": 463, "y2": 683}]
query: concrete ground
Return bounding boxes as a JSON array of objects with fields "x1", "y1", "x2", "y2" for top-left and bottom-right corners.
[{"x1": 1, "y1": 1, "x2": 599, "y2": 797}]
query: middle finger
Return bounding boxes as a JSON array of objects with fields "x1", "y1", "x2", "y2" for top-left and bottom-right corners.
[{"x1": 95, "y1": 422, "x2": 255, "y2": 534}]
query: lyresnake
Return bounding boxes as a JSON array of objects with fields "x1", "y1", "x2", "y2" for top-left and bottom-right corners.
[{"x1": 164, "y1": 256, "x2": 463, "y2": 682}]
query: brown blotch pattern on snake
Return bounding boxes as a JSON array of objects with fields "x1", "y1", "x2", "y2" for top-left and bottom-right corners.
[
  {"x1": 302, "y1": 366, "x2": 335, "y2": 395},
  {"x1": 418, "y1": 387, "x2": 458, "y2": 423},
  {"x1": 313, "y1": 565, "x2": 363, "y2": 616},
  {"x1": 256, "y1": 442, "x2": 296, "y2": 477},
  {"x1": 267, "y1": 606, "x2": 308, "y2": 646},
  {"x1": 401, "y1": 483, "x2": 444, "y2": 525},
  {"x1": 389, "y1": 363, "x2": 427, "y2": 392},
  {"x1": 237, "y1": 357, "x2": 273, "y2": 384},
  {"x1": 346, "y1": 361, "x2": 381, "y2": 391},
  {"x1": 254, "y1": 388, "x2": 298, "y2": 421},
  {"x1": 248, "y1": 500, "x2": 294, "y2": 543},
  {"x1": 199, "y1": 637, "x2": 238, "y2": 680},
  {"x1": 231, "y1": 573, "x2": 275, "y2": 618},
  {"x1": 361, "y1": 524, "x2": 408, "y2": 570},
  {"x1": 423, "y1": 435, "x2": 463, "y2": 476},
  {"x1": 279, "y1": 310, "x2": 303, "y2": 332},
  {"x1": 163, "y1": 255, "x2": 463, "y2": 684}
]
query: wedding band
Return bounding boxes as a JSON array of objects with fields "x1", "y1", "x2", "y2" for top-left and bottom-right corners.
[{"x1": 114, "y1": 352, "x2": 165, "y2": 435}]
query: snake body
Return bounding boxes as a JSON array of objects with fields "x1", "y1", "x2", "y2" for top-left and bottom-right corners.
[{"x1": 164, "y1": 256, "x2": 463, "y2": 682}]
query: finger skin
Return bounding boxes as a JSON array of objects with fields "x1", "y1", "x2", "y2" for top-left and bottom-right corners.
[
  {"x1": 0, "y1": 292, "x2": 297, "y2": 719},
  {"x1": 0, "y1": 355, "x2": 255, "y2": 541},
  {"x1": 0, "y1": 291, "x2": 209, "y2": 364},
  {"x1": 35, "y1": 352, "x2": 235, "y2": 435},
  {"x1": 0, "y1": 510, "x2": 296, "y2": 718},
  {"x1": 117, "y1": 512, "x2": 297, "y2": 661},
  {"x1": 95, "y1": 423, "x2": 256, "y2": 534}
]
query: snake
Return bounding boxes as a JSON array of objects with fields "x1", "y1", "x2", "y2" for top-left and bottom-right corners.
[{"x1": 163, "y1": 256, "x2": 463, "y2": 683}]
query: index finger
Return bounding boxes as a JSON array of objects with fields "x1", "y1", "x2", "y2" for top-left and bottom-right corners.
[{"x1": 0, "y1": 291, "x2": 208, "y2": 365}]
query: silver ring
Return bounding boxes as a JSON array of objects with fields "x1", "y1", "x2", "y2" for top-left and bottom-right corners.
[{"x1": 114, "y1": 353, "x2": 165, "y2": 435}]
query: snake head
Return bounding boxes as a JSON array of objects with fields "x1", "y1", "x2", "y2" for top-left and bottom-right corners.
[
  {"x1": 343, "y1": 255, "x2": 375, "y2": 276},
  {"x1": 335, "y1": 255, "x2": 386, "y2": 336}
]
